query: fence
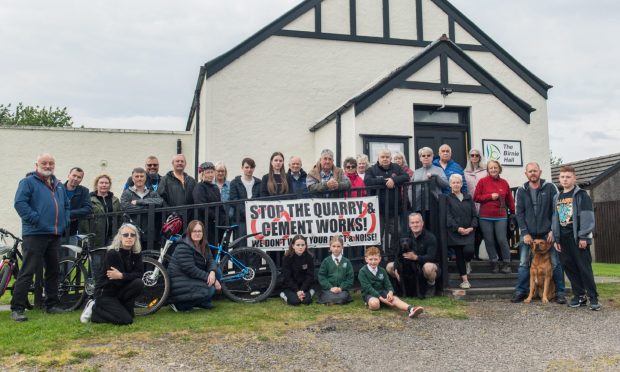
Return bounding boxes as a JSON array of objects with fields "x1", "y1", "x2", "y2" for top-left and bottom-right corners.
[{"x1": 593, "y1": 200, "x2": 620, "y2": 263}]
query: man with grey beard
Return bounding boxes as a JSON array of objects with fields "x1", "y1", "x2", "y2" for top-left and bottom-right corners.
[{"x1": 11, "y1": 153, "x2": 70, "y2": 321}]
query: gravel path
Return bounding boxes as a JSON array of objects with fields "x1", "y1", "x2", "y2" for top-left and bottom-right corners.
[{"x1": 76, "y1": 300, "x2": 620, "y2": 371}]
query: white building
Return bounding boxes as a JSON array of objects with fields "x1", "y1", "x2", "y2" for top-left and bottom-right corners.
[{"x1": 188, "y1": 0, "x2": 551, "y2": 182}]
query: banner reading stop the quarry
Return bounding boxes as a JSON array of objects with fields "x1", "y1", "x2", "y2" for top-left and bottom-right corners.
[{"x1": 245, "y1": 196, "x2": 381, "y2": 250}]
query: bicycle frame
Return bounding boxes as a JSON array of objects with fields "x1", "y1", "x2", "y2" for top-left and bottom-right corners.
[
  {"x1": 0, "y1": 230, "x2": 23, "y2": 295},
  {"x1": 208, "y1": 225, "x2": 261, "y2": 283}
]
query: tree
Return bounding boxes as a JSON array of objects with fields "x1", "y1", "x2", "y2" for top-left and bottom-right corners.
[
  {"x1": 550, "y1": 150, "x2": 563, "y2": 166},
  {"x1": 0, "y1": 103, "x2": 73, "y2": 127}
]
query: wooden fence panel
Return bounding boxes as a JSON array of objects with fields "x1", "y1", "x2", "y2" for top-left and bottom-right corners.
[{"x1": 594, "y1": 200, "x2": 620, "y2": 263}]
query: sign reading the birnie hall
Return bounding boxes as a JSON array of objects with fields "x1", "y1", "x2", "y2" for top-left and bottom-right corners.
[
  {"x1": 482, "y1": 139, "x2": 523, "y2": 166},
  {"x1": 245, "y1": 196, "x2": 381, "y2": 250}
]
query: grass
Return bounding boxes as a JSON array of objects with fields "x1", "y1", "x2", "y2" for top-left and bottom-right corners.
[
  {"x1": 0, "y1": 293, "x2": 465, "y2": 366},
  {"x1": 592, "y1": 263, "x2": 620, "y2": 277}
]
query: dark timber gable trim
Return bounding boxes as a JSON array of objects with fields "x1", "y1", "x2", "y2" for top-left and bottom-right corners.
[
  {"x1": 188, "y1": 0, "x2": 551, "y2": 129},
  {"x1": 310, "y1": 37, "x2": 535, "y2": 131}
]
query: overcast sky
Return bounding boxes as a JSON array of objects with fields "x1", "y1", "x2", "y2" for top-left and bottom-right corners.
[{"x1": 1, "y1": 0, "x2": 618, "y2": 163}]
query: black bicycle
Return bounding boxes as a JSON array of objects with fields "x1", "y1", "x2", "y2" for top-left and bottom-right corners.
[
  {"x1": 0, "y1": 228, "x2": 33, "y2": 308},
  {"x1": 57, "y1": 234, "x2": 169, "y2": 314}
]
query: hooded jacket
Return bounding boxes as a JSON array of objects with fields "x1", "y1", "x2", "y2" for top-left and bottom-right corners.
[
  {"x1": 167, "y1": 237, "x2": 217, "y2": 303},
  {"x1": 552, "y1": 185, "x2": 595, "y2": 244},
  {"x1": 515, "y1": 179, "x2": 558, "y2": 238},
  {"x1": 14, "y1": 172, "x2": 70, "y2": 236}
]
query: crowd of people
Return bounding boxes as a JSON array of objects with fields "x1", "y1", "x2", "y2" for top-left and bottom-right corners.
[{"x1": 9, "y1": 148, "x2": 601, "y2": 323}]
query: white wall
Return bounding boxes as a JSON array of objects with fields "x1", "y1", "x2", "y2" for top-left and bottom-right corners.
[{"x1": 0, "y1": 127, "x2": 193, "y2": 236}]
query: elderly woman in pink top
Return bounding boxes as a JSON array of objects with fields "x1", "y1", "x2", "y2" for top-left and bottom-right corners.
[{"x1": 464, "y1": 149, "x2": 487, "y2": 260}]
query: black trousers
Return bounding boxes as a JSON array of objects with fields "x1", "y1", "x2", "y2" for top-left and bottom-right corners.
[
  {"x1": 559, "y1": 233, "x2": 598, "y2": 299},
  {"x1": 282, "y1": 288, "x2": 312, "y2": 305},
  {"x1": 92, "y1": 278, "x2": 144, "y2": 325},
  {"x1": 450, "y1": 245, "x2": 474, "y2": 276},
  {"x1": 11, "y1": 235, "x2": 60, "y2": 311}
]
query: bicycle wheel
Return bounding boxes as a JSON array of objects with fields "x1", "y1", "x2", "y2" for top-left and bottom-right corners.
[
  {"x1": 57, "y1": 257, "x2": 88, "y2": 311},
  {"x1": 141, "y1": 250, "x2": 172, "y2": 268},
  {"x1": 135, "y1": 256, "x2": 169, "y2": 316},
  {"x1": 220, "y1": 247, "x2": 277, "y2": 303},
  {"x1": 0, "y1": 263, "x2": 11, "y2": 297}
]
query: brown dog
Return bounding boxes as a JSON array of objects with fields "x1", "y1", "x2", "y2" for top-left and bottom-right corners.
[{"x1": 524, "y1": 239, "x2": 555, "y2": 304}]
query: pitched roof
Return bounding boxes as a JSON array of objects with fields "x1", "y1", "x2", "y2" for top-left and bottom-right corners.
[
  {"x1": 310, "y1": 35, "x2": 534, "y2": 131},
  {"x1": 551, "y1": 152, "x2": 620, "y2": 187},
  {"x1": 187, "y1": 0, "x2": 552, "y2": 130}
]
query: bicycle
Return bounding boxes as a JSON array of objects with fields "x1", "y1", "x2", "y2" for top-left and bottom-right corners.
[
  {"x1": 0, "y1": 228, "x2": 33, "y2": 308},
  {"x1": 57, "y1": 234, "x2": 169, "y2": 315}
]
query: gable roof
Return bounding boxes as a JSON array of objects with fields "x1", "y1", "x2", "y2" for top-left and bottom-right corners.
[
  {"x1": 187, "y1": 0, "x2": 552, "y2": 130},
  {"x1": 311, "y1": 35, "x2": 535, "y2": 131},
  {"x1": 551, "y1": 152, "x2": 620, "y2": 188}
]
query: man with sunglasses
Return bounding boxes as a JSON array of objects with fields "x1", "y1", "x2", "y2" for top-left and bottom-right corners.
[
  {"x1": 123, "y1": 155, "x2": 162, "y2": 192},
  {"x1": 412, "y1": 147, "x2": 449, "y2": 212}
]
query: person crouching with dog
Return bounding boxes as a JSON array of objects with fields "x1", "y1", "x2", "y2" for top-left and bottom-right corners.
[
  {"x1": 552, "y1": 165, "x2": 600, "y2": 311},
  {"x1": 386, "y1": 213, "x2": 440, "y2": 298}
]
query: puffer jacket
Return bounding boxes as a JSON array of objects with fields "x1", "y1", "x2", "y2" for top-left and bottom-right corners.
[
  {"x1": 167, "y1": 237, "x2": 217, "y2": 303},
  {"x1": 14, "y1": 172, "x2": 70, "y2": 236}
]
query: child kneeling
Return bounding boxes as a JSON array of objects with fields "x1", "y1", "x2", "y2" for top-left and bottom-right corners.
[
  {"x1": 358, "y1": 246, "x2": 423, "y2": 318},
  {"x1": 317, "y1": 236, "x2": 353, "y2": 305}
]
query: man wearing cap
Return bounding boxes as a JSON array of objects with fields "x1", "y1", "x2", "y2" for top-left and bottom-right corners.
[{"x1": 158, "y1": 154, "x2": 197, "y2": 208}]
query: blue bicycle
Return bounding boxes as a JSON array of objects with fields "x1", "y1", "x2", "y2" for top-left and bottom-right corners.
[{"x1": 143, "y1": 221, "x2": 277, "y2": 304}]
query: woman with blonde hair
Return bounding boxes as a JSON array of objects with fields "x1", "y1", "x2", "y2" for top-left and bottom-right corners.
[
  {"x1": 81, "y1": 174, "x2": 121, "y2": 247},
  {"x1": 80, "y1": 223, "x2": 144, "y2": 324}
]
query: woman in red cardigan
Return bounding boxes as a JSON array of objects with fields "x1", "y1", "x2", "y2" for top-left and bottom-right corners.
[{"x1": 474, "y1": 160, "x2": 515, "y2": 274}]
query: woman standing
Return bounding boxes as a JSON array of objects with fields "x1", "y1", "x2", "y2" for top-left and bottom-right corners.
[
  {"x1": 167, "y1": 220, "x2": 219, "y2": 311},
  {"x1": 193, "y1": 162, "x2": 226, "y2": 244},
  {"x1": 214, "y1": 162, "x2": 230, "y2": 202},
  {"x1": 80, "y1": 223, "x2": 144, "y2": 325},
  {"x1": 260, "y1": 152, "x2": 291, "y2": 197},
  {"x1": 392, "y1": 151, "x2": 413, "y2": 178},
  {"x1": 446, "y1": 174, "x2": 477, "y2": 288},
  {"x1": 356, "y1": 154, "x2": 369, "y2": 179},
  {"x1": 464, "y1": 149, "x2": 487, "y2": 260},
  {"x1": 474, "y1": 160, "x2": 515, "y2": 274},
  {"x1": 84, "y1": 174, "x2": 121, "y2": 247},
  {"x1": 343, "y1": 157, "x2": 366, "y2": 197}
]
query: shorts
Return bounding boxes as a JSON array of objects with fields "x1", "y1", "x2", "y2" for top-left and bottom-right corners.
[{"x1": 364, "y1": 290, "x2": 389, "y2": 304}]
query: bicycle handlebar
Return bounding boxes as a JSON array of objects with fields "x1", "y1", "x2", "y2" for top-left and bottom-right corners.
[{"x1": 0, "y1": 228, "x2": 20, "y2": 241}]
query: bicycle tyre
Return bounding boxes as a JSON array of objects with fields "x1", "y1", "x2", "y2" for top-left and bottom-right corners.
[
  {"x1": 57, "y1": 257, "x2": 88, "y2": 311},
  {"x1": 141, "y1": 250, "x2": 172, "y2": 268},
  {"x1": 135, "y1": 256, "x2": 170, "y2": 316},
  {"x1": 220, "y1": 247, "x2": 277, "y2": 303},
  {"x1": 0, "y1": 264, "x2": 11, "y2": 297}
]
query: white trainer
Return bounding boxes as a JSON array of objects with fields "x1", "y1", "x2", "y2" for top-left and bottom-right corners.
[{"x1": 80, "y1": 299, "x2": 95, "y2": 323}]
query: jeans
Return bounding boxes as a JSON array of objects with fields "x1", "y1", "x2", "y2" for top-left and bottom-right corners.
[{"x1": 514, "y1": 240, "x2": 565, "y2": 295}]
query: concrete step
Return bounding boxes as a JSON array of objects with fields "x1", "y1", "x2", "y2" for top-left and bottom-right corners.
[{"x1": 446, "y1": 286, "x2": 514, "y2": 301}]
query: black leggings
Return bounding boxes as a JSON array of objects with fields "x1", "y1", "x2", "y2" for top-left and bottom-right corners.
[
  {"x1": 282, "y1": 288, "x2": 312, "y2": 305},
  {"x1": 92, "y1": 278, "x2": 143, "y2": 325},
  {"x1": 450, "y1": 245, "x2": 473, "y2": 276}
]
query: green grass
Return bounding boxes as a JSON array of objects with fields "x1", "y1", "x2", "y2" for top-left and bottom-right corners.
[
  {"x1": 0, "y1": 293, "x2": 464, "y2": 363},
  {"x1": 592, "y1": 263, "x2": 620, "y2": 277}
]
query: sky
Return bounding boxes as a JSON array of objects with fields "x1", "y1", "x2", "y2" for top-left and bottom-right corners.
[{"x1": 1, "y1": 0, "x2": 618, "y2": 163}]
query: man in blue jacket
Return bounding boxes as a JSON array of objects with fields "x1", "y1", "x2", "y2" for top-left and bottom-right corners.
[
  {"x1": 11, "y1": 153, "x2": 70, "y2": 321},
  {"x1": 64, "y1": 167, "x2": 92, "y2": 235}
]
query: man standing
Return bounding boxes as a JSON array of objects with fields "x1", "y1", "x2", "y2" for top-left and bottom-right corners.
[
  {"x1": 124, "y1": 155, "x2": 162, "y2": 192},
  {"x1": 158, "y1": 154, "x2": 196, "y2": 208},
  {"x1": 433, "y1": 144, "x2": 467, "y2": 195},
  {"x1": 387, "y1": 213, "x2": 440, "y2": 297},
  {"x1": 511, "y1": 162, "x2": 566, "y2": 304},
  {"x1": 287, "y1": 156, "x2": 308, "y2": 195},
  {"x1": 306, "y1": 149, "x2": 351, "y2": 193},
  {"x1": 64, "y1": 167, "x2": 92, "y2": 235},
  {"x1": 364, "y1": 148, "x2": 410, "y2": 259},
  {"x1": 11, "y1": 153, "x2": 70, "y2": 321}
]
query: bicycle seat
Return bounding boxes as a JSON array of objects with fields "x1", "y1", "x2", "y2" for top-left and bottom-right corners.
[
  {"x1": 216, "y1": 225, "x2": 238, "y2": 231},
  {"x1": 0, "y1": 245, "x2": 11, "y2": 256}
]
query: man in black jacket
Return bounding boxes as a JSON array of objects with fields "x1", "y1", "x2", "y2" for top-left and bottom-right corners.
[
  {"x1": 158, "y1": 154, "x2": 197, "y2": 208},
  {"x1": 511, "y1": 162, "x2": 565, "y2": 304},
  {"x1": 64, "y1": 167, "x2": 92, "y2": 235},
  {"x1": 387, "y1": 213, "x2": 439, "y2": 297},
  {"x1": 364, "y1": 148, "x2": 410, "y2": 258}
]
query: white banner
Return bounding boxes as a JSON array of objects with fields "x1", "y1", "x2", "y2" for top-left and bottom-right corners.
[{"x1": 245, "y1": 196, "x2": 381, "y2": 250}]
